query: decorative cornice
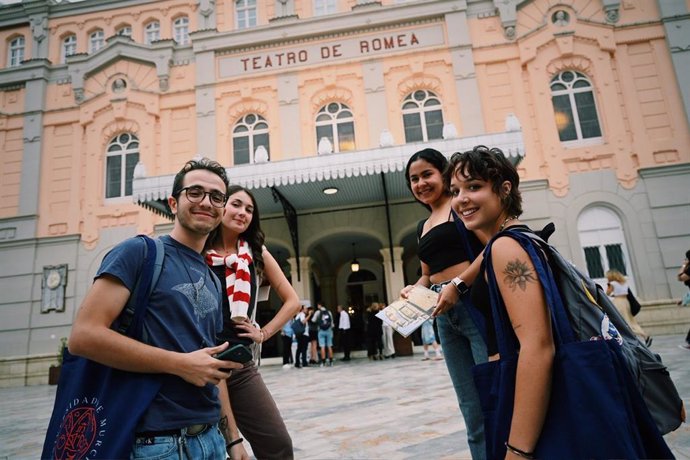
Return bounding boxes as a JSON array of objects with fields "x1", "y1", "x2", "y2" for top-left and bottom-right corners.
[
  {"x1": 133, "y1": 130, "x2": 525, "y2": 202},
  {"x1": 638, "y1": 162, "x2": 690, "y2": 179}
]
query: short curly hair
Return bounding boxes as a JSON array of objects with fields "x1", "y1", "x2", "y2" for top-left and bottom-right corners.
[
  {"x1": 446, "y1": 145, "x2": 522, "y2": 217},
  {"x1": 171, "y1": 157, "x2": 229, "y2": 199}
]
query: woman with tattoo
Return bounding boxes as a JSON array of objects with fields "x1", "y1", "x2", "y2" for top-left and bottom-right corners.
[
  {"x1": 400, "y1": 148, "x2": 489, "y2": 460},
  {"x1": 205, "y1": 185, "x2": 299, "y2": 459},
  {"x1": 447, "y1": 145, "x2": 553, "y2": 460}
]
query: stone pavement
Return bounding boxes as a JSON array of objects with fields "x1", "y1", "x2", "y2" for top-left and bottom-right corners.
[{"x1": 1, "y1": 334, "x2": 689, "y2": 460}]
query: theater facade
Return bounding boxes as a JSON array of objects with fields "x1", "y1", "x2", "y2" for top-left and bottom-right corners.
[{"x1": 0, "y1": 0, "x2": 689, "y2": 385}]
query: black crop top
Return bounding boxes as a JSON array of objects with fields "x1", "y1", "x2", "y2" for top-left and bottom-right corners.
[
  {"x1": 417, "y1": 218, "x2": 483, "y2": 276},
  {"x1": 210, "y1": 262, "x2": 257, "y2": 346}
]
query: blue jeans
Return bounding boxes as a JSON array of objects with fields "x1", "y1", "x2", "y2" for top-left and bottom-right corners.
[
  {"x1": 130, "y1": 424, "x2": 225, "y2": 460},
  {"x1": 436, "y1": 302, "x2": 488, "y2": 460}
]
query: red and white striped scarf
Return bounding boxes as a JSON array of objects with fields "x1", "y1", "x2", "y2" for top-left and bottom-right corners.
[{"x1": 205, "y1": 239, "x2": 253, "y2": 321}]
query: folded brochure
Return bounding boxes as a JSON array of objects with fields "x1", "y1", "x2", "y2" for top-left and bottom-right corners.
[{"x1": 376, "y1": 285, "x2": 439, "y2": 337}]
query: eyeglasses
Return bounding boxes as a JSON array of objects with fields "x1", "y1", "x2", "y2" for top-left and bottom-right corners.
[{"x1": 179, "y1": 186, "x2": 226, "y2": 208}]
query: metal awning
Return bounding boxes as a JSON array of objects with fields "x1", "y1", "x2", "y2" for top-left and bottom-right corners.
[{"x1": 132, "y1": 129, "x2": 525, "y2": 219}]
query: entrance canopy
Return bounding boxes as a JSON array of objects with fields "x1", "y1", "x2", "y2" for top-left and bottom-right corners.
[{"x1": 132, "y1": 130, "x2": 525, "y2": 219}]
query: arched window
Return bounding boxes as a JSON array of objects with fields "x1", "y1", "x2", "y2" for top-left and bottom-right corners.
[
  {"x1": 116, "y1": 25, "x2": 132, "y2": 37},
  {"x1": 89, "y1": 29, "x2": 105, "y2": 53},
  {"x1": 402, "y1": 90, "x2": 444, "y2": 143},
  {"x1": 550, "y1": 70, "x2": 602, "y2": 143},
  {"x1": 173, "y1": 16, "x2": 190, "y2": 45},
  {"x1": 232, "y1": 114, "x2": 269, "y2": 165},
  {"x1": 315, "y1": 102, "x2": 355, "y2": 153},
  {"x1": 314, "y1": 0, "x2": 337, "y2": 16},
  {"x1": 61, "y1": 34, "x2": 77, "y2": 63},
  {"x1": 105, "y1": 133, "x2": 139, "y2": 198},
  {"x1": 8, "y1": 36, "x2": 25, "y2": 67},
  {"x1": 577, "y1": 206, "x2": 635, "y2": 291},
  {"x1": 236, "y1": 0, "x2": 257, "y2": 29},
  {"x1": 144, "y1": 21, "x2": 160, "y2": 45}
]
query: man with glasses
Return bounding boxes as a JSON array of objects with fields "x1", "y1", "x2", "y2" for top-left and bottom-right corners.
[{"x1": 69, "y1": 157, "x2": 242, "y2": 459}]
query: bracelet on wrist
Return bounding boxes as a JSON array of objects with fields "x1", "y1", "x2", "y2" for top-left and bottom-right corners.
[
  {"x1": 505, "y1": 442, "x2": 535, "y2": 459},
  {"x1": 227, "y1": 437, "x2": 243, "y2": 448}
]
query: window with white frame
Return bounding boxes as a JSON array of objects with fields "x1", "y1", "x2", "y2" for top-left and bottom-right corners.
[
  {"x1": 116, "y1": 25, "x2": 132, "y2": 37},
  {"x1": 577, "y1": 206, "x2": 636, "y2": 291},
  {"x1": 144, "y1": 21, "x2": 160, "y2": 44},
  {"x1": 236, "y1": 0, "x2": 257, "y2": 29},
  {"x1": 173, "y1": 16, "x2": 190, "y2": 45},
  {"x1": 550, "y1": 70, "x2": 602, "y2": 143},
  {"x1": 402, "y1": 90, "x2": 444, "y2": 143},
  {"x1": 314, "y1": 0, "x2": 337, "y2": 15},
  {"x1": 89, "y1": 29, "x2": 105, "y2": 53},
  {"x1": 61, "y1": 34, "x2": 77, "y2": 63},
  {"x1": 8, "y1": 36, "x2": 25, "y2": 67},
  {"x1": 315, "y1": 102, "x2": 355, "y2": 153},
  {"x1": 232, "y1": 114, "x2": 269, "y2": 165},
  {"x1": 105, "y1": 133, "x2": 139, "y2": 199}
]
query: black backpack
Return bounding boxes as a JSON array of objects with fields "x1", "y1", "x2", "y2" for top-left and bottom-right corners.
[
  {"x1": 291, "y1": 317, "x2": 305, "y2": 335},
  {"x1": 505, "y1": 228, "x2": 683, "y2": 435},
  {"x1": 319, "y1": 309, "x2": 332, "y2": 330}
]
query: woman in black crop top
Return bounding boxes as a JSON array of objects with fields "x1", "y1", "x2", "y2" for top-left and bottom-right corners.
[
  {"x1": 447, "y1": 146, "x2": 554, "y2": 460},
  {"x1": 400, "y1": 148, "x2": 488, "y2": 460}
]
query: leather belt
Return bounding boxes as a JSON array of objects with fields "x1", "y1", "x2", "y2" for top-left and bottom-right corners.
[{"x1": 136, "y1": 423, "x2": 210, "y2": 438}]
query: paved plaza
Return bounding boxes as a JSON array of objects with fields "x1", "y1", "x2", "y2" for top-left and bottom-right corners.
[{"x1": 1, "y1": 334, "x2": 689, "y2": 459}]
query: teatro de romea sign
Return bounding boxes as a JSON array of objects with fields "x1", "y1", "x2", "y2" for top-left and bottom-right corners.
[{"x1": 219, "y1": 24, "x2": 445, "y2": 78}]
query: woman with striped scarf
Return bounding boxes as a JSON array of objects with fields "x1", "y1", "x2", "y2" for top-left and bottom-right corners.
[{"x1": 205, "y1": 184, "x2": 300, "y2": 460}]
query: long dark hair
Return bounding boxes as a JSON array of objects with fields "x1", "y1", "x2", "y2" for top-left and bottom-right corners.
[
  {"x1": 205, "y1": 185, "x2": 266, "y2": 278},
  {"x1": 447, "y1": 145, "x2": 523, "y2": 217},
  {"x1": 404, "y1": 148, "x2": 449, "y2": 211}
]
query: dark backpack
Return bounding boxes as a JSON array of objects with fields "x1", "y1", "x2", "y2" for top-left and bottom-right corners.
[
  {"x1": 505, "y1": 228, "x2": 683, "y2": 435},
  {"x1": 291, "y1": 317, "x2": 305, "y2": 335},
  {"x1": 319, "y1": 309, "x2": 332, "y2": 330}
]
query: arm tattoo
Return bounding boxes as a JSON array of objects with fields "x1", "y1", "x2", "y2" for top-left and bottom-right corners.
[
  {"x1": 503, "y1": 259, "x2": 536, "y2": 291},
  {"x1": 219, "y1": 415, "x2": 230, "y2": 440}
]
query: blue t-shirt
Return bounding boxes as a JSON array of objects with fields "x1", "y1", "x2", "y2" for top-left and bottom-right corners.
[{"x1": 96, "y1": 235, "x2": 224, "y2": 431}]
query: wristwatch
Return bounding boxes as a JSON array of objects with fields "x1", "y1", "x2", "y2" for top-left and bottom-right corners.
[{"x1": 450, "y1": 277, "x2": 469, "y2": 295}]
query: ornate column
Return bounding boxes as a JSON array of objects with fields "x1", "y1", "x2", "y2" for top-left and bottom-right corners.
[
  {"x1": 380, "y1": 247, "x2": 405, "y2": 304},
  {"x1": 288, "y1": 256, "x2": 312, "y2": 302}
]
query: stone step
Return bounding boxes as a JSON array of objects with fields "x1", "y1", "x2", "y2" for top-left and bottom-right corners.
[{"x1": 636, "y1": 299, "x2": 690, "y2": 336}]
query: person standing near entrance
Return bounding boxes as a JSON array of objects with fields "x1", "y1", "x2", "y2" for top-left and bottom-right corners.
[
  {"x1": 69, "y1": 158, "x2": 242, "y2": 459},
  {"x1": 337, "y1": 304, "x2": 352, "y2": 361},
  {"x1": 312, "y1": 302, "x2": 335, "y2": 366},
  {"x1": 306, "y1": 306, "x2": 319, "y2": 364},
  {"x1": 400, "y1": 148, "x2": 488, "y2": 460},
  {"x1": 293, "y1": 305, "x2": 310, "y2": 367},
  {"x1": 205, "y1": 184, "x2": 300, "y2": 459}
]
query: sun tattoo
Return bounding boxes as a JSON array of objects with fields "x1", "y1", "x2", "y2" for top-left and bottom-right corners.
[{"x1": 503, "y1": 259, "x2": 536, "y2": 291}]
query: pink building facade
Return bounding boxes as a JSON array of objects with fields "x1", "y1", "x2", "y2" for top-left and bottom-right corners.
[{"x1": 0, "y1": 0, "x2": 689, "y2": 385}]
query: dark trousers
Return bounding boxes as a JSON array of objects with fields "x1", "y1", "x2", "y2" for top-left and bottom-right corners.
[
  {"x1": 281, "y1": 335, "x2": 293, "y2": 365},
  {"x1": 339, "y1": 329, "x2": 351, "y2": 359},
  {"x1": 296, "y1": 334, "x2": 309, "y2": 366},
  {"x1": 227, "y1": 364, "x2": 293, "y2": 459}
]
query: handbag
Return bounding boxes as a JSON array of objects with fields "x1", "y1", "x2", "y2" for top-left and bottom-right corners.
[
  {"x1": 473, "y1": 230, "x2": 674, "y2": 459},
  {"x1": 627, "y1": 287, "x2": 642, "y2": 316},
  {"x1": 42, "y1": 236, "x2": 164, "y2": 460}
]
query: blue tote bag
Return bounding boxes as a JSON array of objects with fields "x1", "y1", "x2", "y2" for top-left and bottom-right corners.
[
  {"x1": 473, "y1": 229, "x2": 673, "y2": 459},
  {"x1": 42, "y1": 236, "x2": 164, "y2": 460}
]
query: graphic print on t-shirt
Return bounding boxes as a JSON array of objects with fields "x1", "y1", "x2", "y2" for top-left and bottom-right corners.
[{"x1": 172, "y1": 265, "x2": 217, "y2": 321}]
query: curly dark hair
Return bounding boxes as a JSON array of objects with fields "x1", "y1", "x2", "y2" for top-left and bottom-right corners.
[
  {"x1": 171, "y1": 157, "x2": 229, "y2": 199},
  {"x1": 446, "y1": 145, "x2": 523, "y2": 217},
  {"x1": 205, "y1": 185, "x2": 266, "y2": 278},
  {"x1": 404, "y1": 148, "x2": 450, "y2": 211}
]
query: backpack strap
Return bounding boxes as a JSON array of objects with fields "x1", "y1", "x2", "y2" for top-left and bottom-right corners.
[{"x1": 115, "y1": 235, "x2": 164, "y2": 338}]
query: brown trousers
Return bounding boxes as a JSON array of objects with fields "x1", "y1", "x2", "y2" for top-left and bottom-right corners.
[{"x1": 226, "y1": 364, "x2": 293, "y2": 459}]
